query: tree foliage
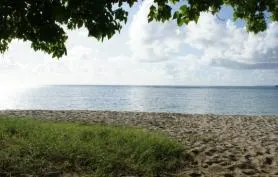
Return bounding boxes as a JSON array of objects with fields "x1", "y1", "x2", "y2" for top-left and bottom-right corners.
[{"x1": 0, "y1": 0, "x2": 278, "y2": 58}]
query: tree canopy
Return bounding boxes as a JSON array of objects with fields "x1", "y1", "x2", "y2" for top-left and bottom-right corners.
[{"x1": 1, "y1": 0, "x2": 277, "y2": 58}]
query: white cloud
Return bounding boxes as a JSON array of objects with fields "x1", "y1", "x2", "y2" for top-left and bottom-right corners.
[
  {"x1": 128, "y1": 1, "x2": 278, "y2": 69},
  {"x1": 128, "y1": 0, "x2": 184, "y2": 62},
  {"x1": 184, "y1": 13, "x2": 278, "y2": 69},
  {"x1": 0, "y1": 56, "x2": 25, "y2": 71}
]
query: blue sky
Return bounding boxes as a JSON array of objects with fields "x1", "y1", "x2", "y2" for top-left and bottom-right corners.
[{"x1": 1, "y1": 0, "x2": 278, "y2": 88}]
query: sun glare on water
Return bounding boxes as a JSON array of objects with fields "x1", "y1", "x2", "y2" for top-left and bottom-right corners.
[{"x1": 0, "y1": 84, "x2": 40, "y2": 109}]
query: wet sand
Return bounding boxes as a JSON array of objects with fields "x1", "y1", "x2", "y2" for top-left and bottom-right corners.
[{"x1": 1, "y1": 110, "x2": 278, "y2": 177}]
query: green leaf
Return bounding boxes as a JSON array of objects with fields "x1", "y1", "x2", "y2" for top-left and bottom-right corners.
[{"x1": 177, "y1": 17, "x2": 184, "y2": 26}]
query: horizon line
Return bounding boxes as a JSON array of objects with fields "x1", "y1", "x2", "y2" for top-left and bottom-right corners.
[{"x1": 45, "y1": 84, "x2": 277, "y2": 87}]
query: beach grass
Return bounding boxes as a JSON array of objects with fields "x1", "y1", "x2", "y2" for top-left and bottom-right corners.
[{"x1": 0, "y1": 116, "x2": 188, "y2": 177}]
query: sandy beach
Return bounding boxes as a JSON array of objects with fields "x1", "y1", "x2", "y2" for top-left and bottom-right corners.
[{"x1": 1, "y1": 110, "x2": 278, "y2": 177}]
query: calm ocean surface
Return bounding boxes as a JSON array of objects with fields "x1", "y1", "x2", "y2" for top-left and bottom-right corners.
[{"x1": 1, "y1": 85, "x2": 278, "y2": 115}]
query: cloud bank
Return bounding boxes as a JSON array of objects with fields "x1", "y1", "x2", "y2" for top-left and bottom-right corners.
[{"x1": 129, "y1": 0, "x2": 278, "y2": 69}]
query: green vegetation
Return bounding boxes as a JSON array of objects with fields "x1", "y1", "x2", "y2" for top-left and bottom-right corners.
[
  {"x1": 0, "y1": 117, "x2": 189, "y2": 177},
  {"x1": 1, "y1": 0, "x2": 277, "y2": 57}
]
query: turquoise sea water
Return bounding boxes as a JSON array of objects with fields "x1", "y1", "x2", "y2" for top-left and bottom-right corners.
[{"x1": 1, "y1": 85, "x2": 278, "y2": 115}]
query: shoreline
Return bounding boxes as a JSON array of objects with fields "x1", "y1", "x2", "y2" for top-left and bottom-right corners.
[
  {"x1": 1, "y1": 109, "x2": 278, "y2": 117},
  {"x1": 1, "y1": 110, "x2": 278, "y2": 176}
]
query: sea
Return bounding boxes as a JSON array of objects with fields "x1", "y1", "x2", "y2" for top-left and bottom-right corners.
[{"x1": 1, "y1": 85, "x2": 278, "y2": 115}]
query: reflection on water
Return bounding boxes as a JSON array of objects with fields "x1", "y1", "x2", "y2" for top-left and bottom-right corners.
[
  {"x1": 0, "y1": 85, "x2": 30, "y2": 109},
  {"x1": 1, "y1": 85, "x2": 278, "y2": 115}
]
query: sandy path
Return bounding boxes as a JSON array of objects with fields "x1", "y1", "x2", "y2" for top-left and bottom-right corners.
[{"x1": 1, "y1": 110, "x2": 278, "y2": 177}]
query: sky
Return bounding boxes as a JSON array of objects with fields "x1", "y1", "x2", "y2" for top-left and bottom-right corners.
[{"x1": 1, "y1": 0, "x2": 278, "y2": 87}]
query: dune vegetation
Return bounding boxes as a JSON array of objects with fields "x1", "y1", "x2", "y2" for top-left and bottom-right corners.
[{"x1": 0, "y1": 116, "x2": 189, "y2": 177}]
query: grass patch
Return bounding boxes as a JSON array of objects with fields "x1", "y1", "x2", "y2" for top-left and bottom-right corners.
[{"x1": 0, "y1": 116, "x2": 189, "y2": 177}]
